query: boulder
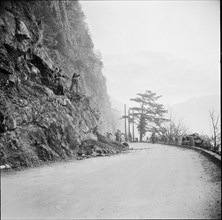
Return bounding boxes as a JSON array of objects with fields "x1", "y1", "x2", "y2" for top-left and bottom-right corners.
[
  {"x1": 94, "y1": 146, "x2": 102, "y2": 155},
  {"x1": 5, "y1": 116, "x2": 17, "y2": 130},
  {"x1": 44, "y1": 87, "x2": 54, "y2": 97},
  {"x1": 16, "y1": 20, "x2": 31, "y2": 40},
  {"x1": 122, "y1": 142, "x2": 129, "y2": 148},
  {"x1": 32, "y1": 47, "x2": 54, "y2": 71},
  {"x1": 92, "y1": 151, "x2": 99, "y2": 157},
  {"x1": 0, "y1": 164, "x2": 11, "y2": 169}
]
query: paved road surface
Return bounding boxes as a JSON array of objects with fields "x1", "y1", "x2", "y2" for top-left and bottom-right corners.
[{"x1": 1, "y1": 143, "x2": 221, "y2": 219}]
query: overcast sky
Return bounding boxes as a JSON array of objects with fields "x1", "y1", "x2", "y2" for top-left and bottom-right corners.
[{"x1": 80, "y1": 0, "x2": 220, "y2": 108}]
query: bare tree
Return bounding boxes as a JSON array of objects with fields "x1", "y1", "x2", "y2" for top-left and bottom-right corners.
[
  {"x1": 209, "y1": 108, "x2": 220, "y2": 151},
  {"x1": 160, "y1": 113, "x2": 189, "y2": 145},
  {"x1": 173, "y1": 118, "x2": 189, "y2": 144}
]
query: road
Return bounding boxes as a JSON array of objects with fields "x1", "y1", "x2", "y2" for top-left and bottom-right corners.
[{"x1": 1, "y1": 143, "x2": 221, "y2": 219}]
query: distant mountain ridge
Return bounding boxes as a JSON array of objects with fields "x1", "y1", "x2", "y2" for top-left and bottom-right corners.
[
  {"x1": 110, "y1": 97, "x2": 124, "y2": 113},
  {"x1": 169, "y1": 94, "x2": 220, "y2": 136},
  {"x1": 110, "y1": 97, "x2": 125, "y2": 131}
]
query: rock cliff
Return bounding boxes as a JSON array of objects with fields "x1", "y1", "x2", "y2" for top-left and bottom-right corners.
[{"x1": 0, "y1": 0, "x2": 126, "y2": 168}]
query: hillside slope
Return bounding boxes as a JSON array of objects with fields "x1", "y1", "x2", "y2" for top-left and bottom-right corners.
[{"x1": 0, "y1": 0, "x2": 126, "y2": 168}]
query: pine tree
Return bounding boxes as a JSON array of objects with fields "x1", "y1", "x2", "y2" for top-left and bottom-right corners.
[{"x1": 130, "y1": 90, "x2": 168, "y2": 142}]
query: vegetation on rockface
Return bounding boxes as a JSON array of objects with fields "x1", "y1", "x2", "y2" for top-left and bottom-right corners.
[{"x1": 0, "y1": 0, "x2": 126, "y2": 169}]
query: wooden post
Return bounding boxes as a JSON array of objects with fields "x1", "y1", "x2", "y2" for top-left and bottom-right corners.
[
  {"x1": 128, "y1": 109, "x2": 130, "y2": 140},
  {"x1": 132, "y1": 109, "x2": 135, "y2": 141},
  {"x1": 124, "y1": 104, "x2": 127, "y2": 139}
]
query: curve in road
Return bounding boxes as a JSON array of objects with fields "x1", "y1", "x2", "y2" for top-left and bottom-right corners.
[{"x1": 1, "y1": 143, "x2": 221, "y2": 219}]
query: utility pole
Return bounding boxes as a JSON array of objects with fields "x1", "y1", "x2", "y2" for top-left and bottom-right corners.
[
  {"x1": 128, "y1": 108, "x2": 130, "y2": 141},
  {"x1": 132, "y1": 109, "x2": 135, "y2": 141},
  {"x1": 124, "y1": 104, "x2": 127, "y2": 138}
]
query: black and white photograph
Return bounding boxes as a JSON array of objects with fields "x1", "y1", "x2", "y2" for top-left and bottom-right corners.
[{"x1": 0, "y1": 0, "x2": 220, "y2": 219}]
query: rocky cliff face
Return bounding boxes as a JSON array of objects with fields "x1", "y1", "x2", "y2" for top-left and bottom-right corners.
[{"x1": 0, "y1": 0, "x2": 125, "y2": 168}]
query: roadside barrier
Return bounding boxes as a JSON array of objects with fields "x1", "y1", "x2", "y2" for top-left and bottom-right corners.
[{"x1": 164, "y1": 143, "x2": 221, "y2": 167}]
